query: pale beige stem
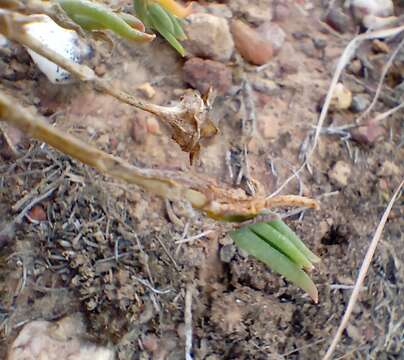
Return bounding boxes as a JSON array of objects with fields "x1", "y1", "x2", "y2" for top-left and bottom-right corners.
[
  {"x1": 264, "y1": 195, "x2": 320, "y2": 210},
  {"x1": 0, "y1": 91, "x2": 319, "y2": 221}
]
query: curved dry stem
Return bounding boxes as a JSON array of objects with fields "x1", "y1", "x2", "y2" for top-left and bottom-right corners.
[
  {"x1": 0, "y1": 8, "x2": 217, "y2": 162},
  {"x1": 0, "y1": 91, "x2": 318, "y2": 221}
]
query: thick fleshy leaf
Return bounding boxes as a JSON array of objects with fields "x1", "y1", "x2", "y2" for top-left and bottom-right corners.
[
  {"x1": 249, "y1": 223, "x2": 313, "y2": 270},
  {"x1": 231, "y1": 228, "x2": 318, "y2": 302},
  {"x1": 267, "y1": 219, "x2": 321, "y2": 263}
]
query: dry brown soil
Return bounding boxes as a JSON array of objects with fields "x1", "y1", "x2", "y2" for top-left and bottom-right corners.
[{"x1": 0, "y1": 1, "x2": 403, "y2": 359}]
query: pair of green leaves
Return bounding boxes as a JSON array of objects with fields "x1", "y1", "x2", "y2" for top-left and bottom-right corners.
[
  {"x1": 133, "y1": 0, "x2": 187, "y2": 56},
  {"x1": 230, "y1": 219, "x2": 320, "y2": 302}
]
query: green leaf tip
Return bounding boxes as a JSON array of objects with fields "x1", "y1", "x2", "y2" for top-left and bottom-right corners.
[
  {"x1": 230, "y1": 219, "x2": 320, "y2": 302},
  {"x1": 133, "y1": 0, "x2": 187, "y2": 56},
  {"x1": 267, "y1": 219, "x2": 321, "y2": 264}
]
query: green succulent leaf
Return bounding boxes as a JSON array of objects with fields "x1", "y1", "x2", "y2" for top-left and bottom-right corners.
[
  {"x1": 133, "y1": 0, "x2": 186, "y2": 55},
  {"x1": 149, "y1": 10, "x2": 185, "y2": 56},
  {"x1": 58, "y1": 0, "x2": 153, "y2": 42},
  {"x1": 165, "y1": 10, "x2": 187, "y2": 40},
  {"x1": 231, "y1": 227, "x2": 318, "y2": 302},
  {"x1": 148, "y1": 2, "x2": 175, "y2": 35},
  {"x1": 267, "y1": 219, "x2": 321, "y2": 264},
  {"x1": 249, "y1": 222, "x2": 314, "y2": 270}
]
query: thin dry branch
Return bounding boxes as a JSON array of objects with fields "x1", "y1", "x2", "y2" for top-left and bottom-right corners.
[
  {"x1": 0, "y1": 8, "x2": 217, "y2": 163},
  {"x1": 322, "y1": 180, "x2": 404, "y2": 360},
  {"x1": 356, "y1": 36, "x2": 404, "y2": 124},
  {"x1": 184, "y1": 284, "x2": 193, "y2": 360},
  {"x1": 0, "y1": 90, "x2": 319, "y2": 222}
]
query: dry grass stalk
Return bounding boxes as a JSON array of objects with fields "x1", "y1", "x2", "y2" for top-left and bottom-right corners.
[
  {"x1": 0, "y1": 8, "x2": 218, "y2": 162},
  {"x1": 322, "y1": 180, "x2": 404, "y2": 360},
  {"x1": 0, "y1": 90, "x2": 319, "y2": 221},
  {"x1": 356, "y1": 36, "x2": 404, "y2": 124}
]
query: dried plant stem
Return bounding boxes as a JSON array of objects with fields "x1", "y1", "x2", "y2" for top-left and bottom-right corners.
[
  {"x1": 0, "y1": 122, "x2": 19, "y2": 156},
  {"x1": 322, "y1": 180, "x2": 403, "y2": 360},
  {"x1": 0, "y1": 90, "x2": 318, "y2": 221},
  {"x1": 0, "y1": 9, "x2": 217, "y2": 161},
  {"x1": 372, "y1": 102, "x2": 404, "y2": 123},
  {"x1": 184, "y1": 284, "x2": 193, "y2": 360}
]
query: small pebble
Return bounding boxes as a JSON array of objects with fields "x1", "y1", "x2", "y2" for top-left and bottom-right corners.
[
  {"x1": 184, "y1": 13, "x2": 234, "y2": 62},
  {"x1": 350, "y1": 0, "x2": 394, "y2": 24},
  {"x1": 330, "y1": 83, "x2": 352, "y2": 110},
  {"x1": 231, "y1": 20, "x2": 273, "y2": 65},
  {"x1": 205, "y1": 4, "x2": 232, "y2": 19},
  {"x1": 94, "y1": 63, "x2": 107, "y2": 77},
  {"x1": 274, "y1": 4, "x2": 290, "y2": 22},
  {"x1": 377, "y1": 161, "x2": 400, "y2": 177},
  {"x1": 130, "y1": 117, "x2": 147, "y2": 144},
  {"x1": 329, "y1": 161, "x2": 351, "y2": 187},
  {"x1": 372, "y1": 39, "x2": 390, "y2": 53},
  {"x1": 351, "y1": 0, "x2": 396, "y2": 30},
  {"x1": 28, "y1": 205, "x2": 47, "y2": 222},
  {"x1": 220, "y1": 245, "x2": 236, "y2": 263},
  {"x1": 243, "y1": 6, "x2": 273, "y2": 25},
  {"x1": 137, "y1": 82, "x2": 156, "y2": 99},
  {"x1": 183, "y1": 57, "x2": 232, "y2": 95},
  {"x1": 219, "y1": 235, "x2": 234, "y2": 246},
  {"x1": 350, "y1": 119, "x2": 385, "y2": 145},
  {"x1": 350, "y1": 94, "x2": 370, "y2": 113},
  {"x1": 278, "y1": 43, "x2": 299, "y2": 74},
  {"x1": 347, "y1": 59, "x2": 362, "y2": 75},
  {"x1": 258, "y1": 22, "x2": 286, "y2": 55},
  {"x1": 325, "y1": 8, "x2": 352, "y2": 34},
  {"x1": 313, "y1": 38, "x2": 327, "y2": 50},
  {"x1": 251, "y1": 78, "x2": 281, "y2": 95}
]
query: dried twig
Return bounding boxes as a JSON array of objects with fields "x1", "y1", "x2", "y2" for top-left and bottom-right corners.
[
  {"x1": 175, "y1": 229, "x2": 213, "y2": 244},
  {"x1": 184, "y1": 283, "x2": 193, "y2": 360},
  {"x1": 0, "y1": 90, "x2": 318, "y2": 222},
  {"x1": 322, "y1": 180, "x2": 403, "y2": 360},
  {"x1": 372, "y1": 102, "x2": 404, "y2": 124}
]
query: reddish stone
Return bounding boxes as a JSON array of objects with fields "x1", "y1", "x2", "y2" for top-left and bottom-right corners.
[
  {"x1": 183, "y1": 58, "x2": 232, "y2": 95},
  {"x1": 231, "y1": 20, "x2": 273, "y2": 65},
  {"x1": 28, "y1": 205, "x2": 47, "y2": 222},
  {"x1": 350, "y1": 120, "x2": 385, "y2": 145}
]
